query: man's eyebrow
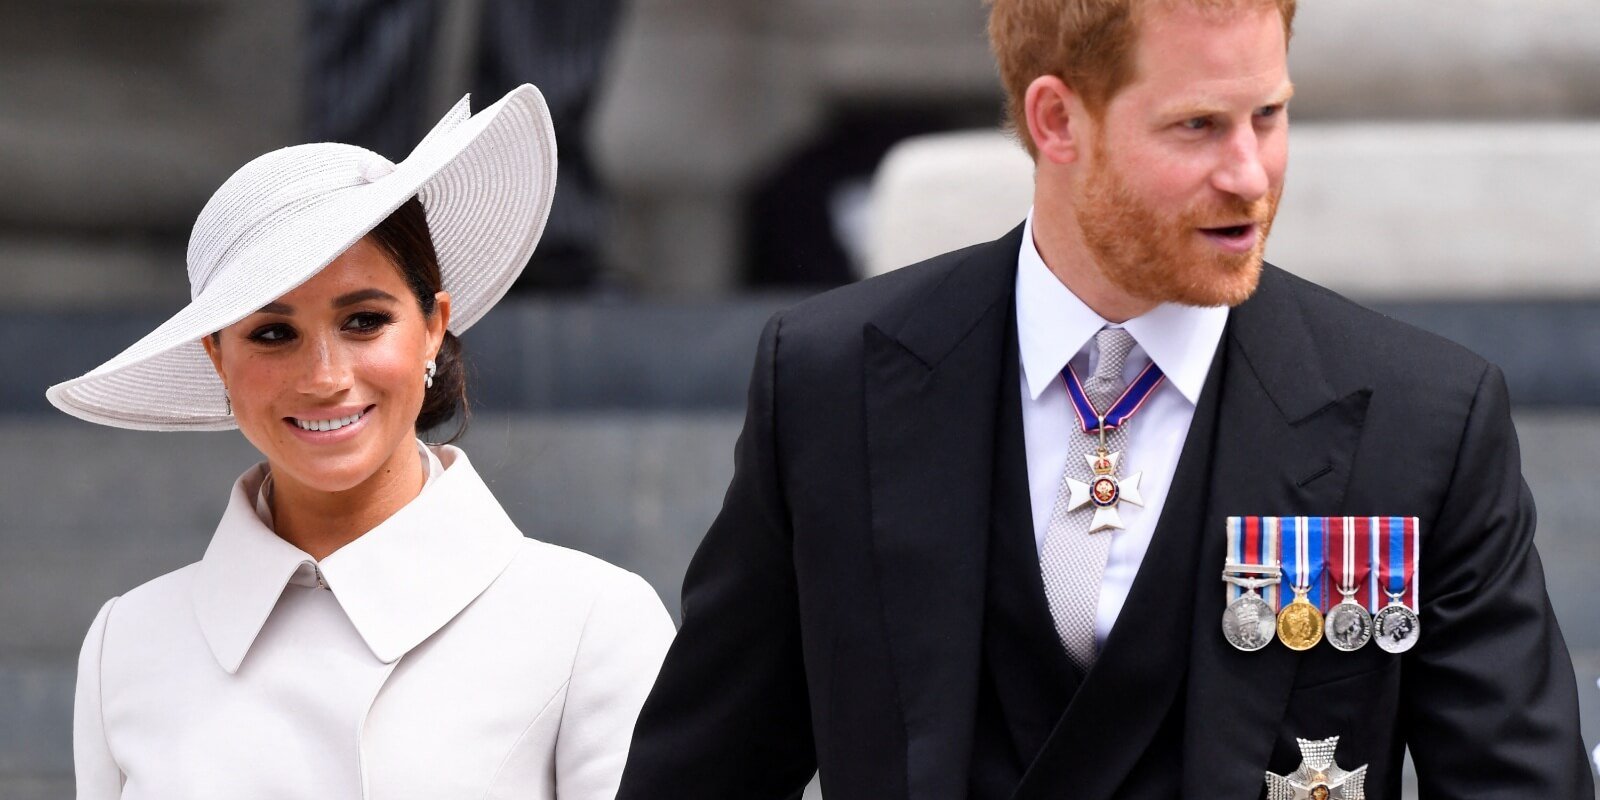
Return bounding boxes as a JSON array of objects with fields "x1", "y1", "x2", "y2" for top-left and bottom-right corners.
[
  {"x1": 1161, "y1": 82, "x2": 1296, "y2": 119},
  {"x1": 332, "y1": 288, "x2": 401, "y2": 308}
]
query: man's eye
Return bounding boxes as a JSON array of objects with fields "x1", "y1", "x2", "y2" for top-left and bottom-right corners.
[
  {"x1": 248, "y1": 324, "x2": 294, "y2": 343},
  {"x1": 1257, "y1": 104, "x2": 1283, "y2": 118},
  {"x1": 344, "y1": 311, "x2": 394, "y2": 333},
  {"x1": 1182, "y1": 117, "x2": 1212, "y2": 131}
]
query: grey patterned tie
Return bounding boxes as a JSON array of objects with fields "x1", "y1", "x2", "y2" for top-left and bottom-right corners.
[{"x1": 1040, "y1": 327, "x2": 1138, "y2": 672}]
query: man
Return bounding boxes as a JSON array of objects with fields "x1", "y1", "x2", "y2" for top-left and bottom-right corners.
[{"x1": 618, "y1": 1, "x2": 1594, "y2": 797}]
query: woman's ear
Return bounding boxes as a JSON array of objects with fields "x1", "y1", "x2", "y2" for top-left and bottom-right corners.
[
  {"x1": 201, "y1": 334, "x2": 225, "y2": 382},
  {"x1": 1025, "y1": 75, "x2": 1089, "y2": 166},
  {"x1": 428, "y1": 291, "x2": 451, "y2": 355}
]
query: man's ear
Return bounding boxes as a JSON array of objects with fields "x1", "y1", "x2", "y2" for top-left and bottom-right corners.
[{"x1": 1025, "y1": 75, "x2": 1089, "y2": 166}]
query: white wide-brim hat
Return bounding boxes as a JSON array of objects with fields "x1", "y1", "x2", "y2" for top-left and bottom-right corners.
[{"x1": 47, "y1": 84, "x2": 557, "y2": 431}]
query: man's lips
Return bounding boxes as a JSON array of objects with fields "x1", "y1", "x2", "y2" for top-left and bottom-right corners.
[{"x1": 1198, "y1": 223, "x2": 1259, "y2": 253}]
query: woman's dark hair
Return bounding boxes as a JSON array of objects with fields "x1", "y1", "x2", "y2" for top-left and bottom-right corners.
[{"x1": 367, "y1": 196, "x2": 469, "y2": 443}]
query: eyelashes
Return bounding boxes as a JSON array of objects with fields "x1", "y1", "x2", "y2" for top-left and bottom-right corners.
[
  {"x1": 343, "y1": 311, "x2": 396, "y2": 334},
  {"x1": 245, "y1": 311, "x2": 397, "y2": 345}
]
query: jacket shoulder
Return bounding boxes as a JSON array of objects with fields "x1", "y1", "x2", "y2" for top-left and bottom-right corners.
[
  {"x1": 790, "y1": 238, "x2": 1002, "y2": 331},
  {"x1": 1269, "y1": 266, "x2": 1491, "y2": 390},
  {"x1": 86, "y1": 562, "x2": 204, "y2": 656},
  {"x1": 773, "y1": 235, "x2": 1014, "y2": 368},
  {"x1": 499, "y1": 539, "x2": 668, "y2": 621},
  {"x1": 98, "y1": 563, "x2": 199, "y2": 623}
]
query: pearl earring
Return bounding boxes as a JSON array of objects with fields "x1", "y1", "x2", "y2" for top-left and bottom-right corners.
[{"x1": 424, "y1": 359, "x2": 437, "y2": 390}]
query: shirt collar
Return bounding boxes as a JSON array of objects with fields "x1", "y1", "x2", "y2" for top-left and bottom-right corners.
[
  {"x1": 1016, "y1": 209, "x2": 1227, "y2": 404},
  {"x1": 192, "y1": 445, "x2": 524, "y2": 673}
]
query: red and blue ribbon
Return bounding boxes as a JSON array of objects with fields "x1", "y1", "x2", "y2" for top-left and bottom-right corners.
[
  {"x1": 1226, "y1": 515, "x2": 1281, "y2": 609},
  {"x1": 1372, "y1": 516, "x2": 1419, "y2": 611},
  {"x1": 1062, "y1": 361, "x2": 1166, "y2": 434}
]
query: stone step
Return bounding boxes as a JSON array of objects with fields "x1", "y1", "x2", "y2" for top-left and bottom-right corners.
[
  {"x1": 0, "y1": 1, "x2": 297, "y2": 232},
  {"x1": 865, "y1": 124, "x2": 1600, "y2": 300}
]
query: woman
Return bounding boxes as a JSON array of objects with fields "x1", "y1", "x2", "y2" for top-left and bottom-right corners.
[{"x1": 47, "y1": 86, "x2": 675, "y2": 799}]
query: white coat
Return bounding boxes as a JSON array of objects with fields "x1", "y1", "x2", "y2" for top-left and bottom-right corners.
[{"x1": 73, "y1": 446, "x2": 676, "y2": 799}]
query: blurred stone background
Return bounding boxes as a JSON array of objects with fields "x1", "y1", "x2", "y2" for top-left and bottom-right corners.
[{"x1": 1, "y1": 0, "x2": 1597, "y2": 797}]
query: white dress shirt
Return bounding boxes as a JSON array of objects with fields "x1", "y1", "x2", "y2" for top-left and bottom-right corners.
[
  {"x1": 1016, "y1": 211, "x2": 1227, "y2": 645},
  {"x1": 74, "y1": 444, "x2": 676, "y2": 800}
]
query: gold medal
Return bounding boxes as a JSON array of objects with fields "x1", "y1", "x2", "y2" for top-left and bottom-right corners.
[{"x1": 1277, "y1": 587, "x2": 1324, "y2": 651}]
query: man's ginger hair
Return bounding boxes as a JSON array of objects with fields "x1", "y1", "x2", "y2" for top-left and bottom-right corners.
[{"x1": 988, "y1": 0, "x2": 1296, "y2": 157}]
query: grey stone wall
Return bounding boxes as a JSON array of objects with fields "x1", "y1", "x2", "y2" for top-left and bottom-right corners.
[{"x1": 3, "y1": 0, "x2": 1599, "y2": 299}]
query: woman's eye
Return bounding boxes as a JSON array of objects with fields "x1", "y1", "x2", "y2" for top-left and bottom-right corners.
[
  {"x1": 248, "y1": 324, "x2": 295, "y2": 343},
  {"x1": 343, "y1": 311, "x2": 394, "y2": 333}
]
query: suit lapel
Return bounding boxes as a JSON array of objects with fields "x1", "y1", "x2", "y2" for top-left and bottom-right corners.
[
  {"x1": 864, "y1": 227, "x2": 1023, "y2": 800},
  {"x1": 1180, "y1": 266, "x2": 1372, "y2": 798},
  {"x1": 984, "y1": 301, "x2": 1084, "y2": 764}
]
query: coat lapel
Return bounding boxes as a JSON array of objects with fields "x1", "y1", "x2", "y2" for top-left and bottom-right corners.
[
  {"x1": 864, "y1": 226, "x2": 1022, "y2": 800},
  {"x1": 1180, "y1": 265, "x2": 1372, "y2": 798}
]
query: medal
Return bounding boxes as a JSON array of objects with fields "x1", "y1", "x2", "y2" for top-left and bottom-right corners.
[
  {"x1": 1324, "y1": 517, "x2": 1373, "y2": 652},
  {"x1": 1265, "y1": 736, "x2": 1368, "y2": 800},
  {"x1": 1223, "y1": 576, "x2": 1279, "y2": 652},
  {"x1": 1061, "y1": 361, "x2": 1164, "y2": 533},
  {"x1": 1372, "y1": 517, "x2": 1421, "y2": 653},
  {"x1": 1277, "y1": 517, "x2": 1324, "y2": 651},
  {"x1": 1374, "y1": 593, "x2": 1421, "y2": 653},
  {"x1": 1222, "y1": 517, "x2": 1282, "y2": 652}
]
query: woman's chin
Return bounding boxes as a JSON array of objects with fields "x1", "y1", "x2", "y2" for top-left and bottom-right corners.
[{"x1": 267, "y1": 445, "x2": 394, "y2": 496}]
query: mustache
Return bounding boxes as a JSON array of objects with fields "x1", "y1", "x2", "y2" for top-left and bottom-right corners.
[{"x1": 1186, "y1": 194, "x2": 1276, "y2": 228}]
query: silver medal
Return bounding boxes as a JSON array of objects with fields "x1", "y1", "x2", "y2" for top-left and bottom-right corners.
[
  {"x1": 1223, "y1": 592, "x2": 1276, "y2": 652},
  {"x1": 1324, "y1": 600, "x2": 1372, "y2": 652},
  {"x1": 1373, "y1": 600, "x2": 1421, "y2": 653},
  {"x1": 1324, "y1": 517, "x2": 1372, "y2": 653},
  {"x1": 1221, "y1": 566, "x2": 1281, "y2": 653}
]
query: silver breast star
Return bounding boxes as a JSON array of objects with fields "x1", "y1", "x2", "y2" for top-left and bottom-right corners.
[{"x1": 1265, "y1": 736, "x2": 1367, "y2": 800}]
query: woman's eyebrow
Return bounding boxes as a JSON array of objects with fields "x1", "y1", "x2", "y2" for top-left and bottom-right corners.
[{"x1": 332, "y1": 288, "x2": 400, "y2": 308}]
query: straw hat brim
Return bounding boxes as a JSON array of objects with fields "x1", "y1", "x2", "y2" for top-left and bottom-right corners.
[{"x1": 46, "y1": 85, "x2": 556, "y2": 431}]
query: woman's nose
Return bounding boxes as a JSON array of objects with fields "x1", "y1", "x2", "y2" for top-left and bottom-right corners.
[{"x1": 297, "y1": 336, "x2": 353, "y2": 396}]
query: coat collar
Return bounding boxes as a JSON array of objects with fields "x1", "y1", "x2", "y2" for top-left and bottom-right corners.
[{"x1": 192, "y1": 446, "x2": 525, "y2": 673}]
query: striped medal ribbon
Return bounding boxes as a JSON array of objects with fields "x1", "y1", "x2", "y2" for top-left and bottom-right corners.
[
  {"x1": 1221, "y1": 516, "x2": 1282, "y2": 652},
  {"x1": 1372, "y1": 516, "x2": 1422, "y2": 653},
  {"x1": 1324, "y1": 517, "x2": 1374, "y2": 651}
]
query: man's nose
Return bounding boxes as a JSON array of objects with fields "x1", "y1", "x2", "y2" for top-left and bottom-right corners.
[{"x1": 1211, "y1": 127, "x2": 1270, "y2": 203}]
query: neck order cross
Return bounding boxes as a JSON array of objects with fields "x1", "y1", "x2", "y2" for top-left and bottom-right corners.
[{"x1": 1060, "y1": 329, "x2": 1166, "y2": 533}]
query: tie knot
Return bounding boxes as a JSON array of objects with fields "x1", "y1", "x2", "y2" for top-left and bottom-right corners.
[{"x1": 1091, "y1": 327, "x2": 1136, "y2": 386}]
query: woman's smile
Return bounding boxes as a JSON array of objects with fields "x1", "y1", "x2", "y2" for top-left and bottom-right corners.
[{"x1": 285, "y1": 403, "x2": 377, "y2": 441}]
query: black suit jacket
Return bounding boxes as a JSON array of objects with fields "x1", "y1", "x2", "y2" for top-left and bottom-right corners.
[{"x1": 618, "y1": 225, "x2": 1592, "y2": 799}]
